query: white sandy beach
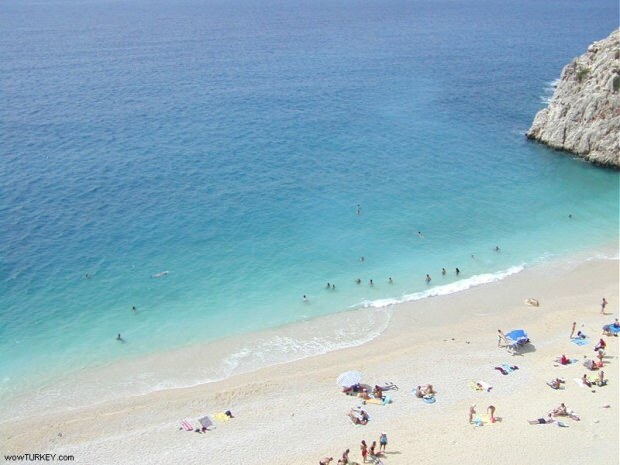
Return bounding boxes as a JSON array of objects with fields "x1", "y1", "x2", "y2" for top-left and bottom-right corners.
[{"x1": 1, "y1": 255, "x2": 618, "y2": 465}]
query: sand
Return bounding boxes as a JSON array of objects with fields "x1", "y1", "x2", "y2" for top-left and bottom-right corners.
[{"x1": 1, "y1": 255, "x2": 618, "y2": 465}]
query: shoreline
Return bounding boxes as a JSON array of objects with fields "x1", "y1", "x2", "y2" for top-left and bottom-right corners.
[
  {"x1": 1, "y1": 243, "x2": 618, "y2": 423},
  {"x1": 1, "y1": 250, "x2": 618, "y2": 464}
]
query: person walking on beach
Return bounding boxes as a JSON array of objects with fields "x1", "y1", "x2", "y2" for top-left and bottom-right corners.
[
  {"x1": 570, "y1": 322, "x2": 577, "y2": 339},
  {"x1": 379, "y1": 432, "x2": 388, "y2": 453},
  {"x1": 600, "y1": 297, "x2": 608, "y2": 314},
  {"x1": 497, "y1": 329, "x2": 507, "y2": 347},
  {"x1": 360, "y1": 440, "x2": 368, "y2": 463}
]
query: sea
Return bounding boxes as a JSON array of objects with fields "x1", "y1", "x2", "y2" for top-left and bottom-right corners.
[{"x1": 1, "y1": 0, "x2": 619, "y2": 420}]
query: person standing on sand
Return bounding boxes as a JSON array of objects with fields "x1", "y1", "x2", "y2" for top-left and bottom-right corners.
[
  {"x1": 497, "y1": 329, "x2": 507, "y2": 347},
  {"x1": 360, "y1": 440, "x2": 368, "y2": 463},
  {"x1": 369, "y1": 441, "x2": 377, "y2": 457},
  {"x1": 600, "y1": 298, "x2": 608, "y2": 314},
  {"x1": 469, "y1": 405, "x2": 476, "y2": 423},
  {"x1": 570, "y1": 322, "x2": 576, "y2": 339},
  {"x1": 379, "y1": 432, "x2": 388, "y2": 453}
]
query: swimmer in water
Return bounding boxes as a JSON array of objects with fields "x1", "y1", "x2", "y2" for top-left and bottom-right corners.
[
  {"x1": 326, "y1": 282, "x2": 331, "y2": 289},
  {"x1": 132, "y1": 306, "x2": 137, "y2": 312},
  {"x1": 388, "y1": 277, "x2": 393, "y2": 284},
  {"x1": 116, "y1": 333, "x2": 124, "y2": 342},
  {"x1": 331, "y1": 284, "x2": 336, "y2": 290},
  {"x1": 356, "y1": 204, "x2": 361, "y2": 216},
  {"x1": 360, "y1": 256, "x2": 365, "y2": 262},
  {"x1": 152, "y1": 271, "x2": 169, "y2": 278},
  {"x1": 369, "y1": 279, "x2": 374, "y2": 286},
  {"x1": 355, "y1": 278, "x2": 361, "y2": 284},
  {"x1": 456, "y1": 267, "x2": 460, "y2": 275},
  {"x1": 85, "y1": 273, "x2": 91, "y2": 279},
  {"x1": 303, "y1": 295, "x2": 308, "y2": 302},
  {"x1": 495, "y1": 246, "x2": 500, "y2": 252},
  {"x1": 425, "y1": 274, "x2": 431, "y2": 283},
  {"x1": 417, "y1": 231, "x2": 424, "y2": 238},
  {"x1": 442, "y1": 268, "x2": 446, "y2": 275}
]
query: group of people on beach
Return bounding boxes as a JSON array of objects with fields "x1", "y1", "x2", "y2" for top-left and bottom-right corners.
[{"x1": 320, "y1": 433, "x2": 388, "y2": 465}]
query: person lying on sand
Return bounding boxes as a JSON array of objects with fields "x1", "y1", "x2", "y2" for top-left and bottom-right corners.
[
  {"x1": 547, "y1": 378, "x2": 565, "y2": 389},
  {"x1": 348, "y1": 408, "x2": 369, "y2": 425},
  {"x1": 319, "y1": 457, "x2": 333, "y2": 465},
  {"x1": 528, "y1": 414, "x2": 555, "y2": 425}
]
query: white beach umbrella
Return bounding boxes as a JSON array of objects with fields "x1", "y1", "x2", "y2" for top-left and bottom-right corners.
[{"x1": 337, "y1": 370, "x2": 362, "y2": 388}]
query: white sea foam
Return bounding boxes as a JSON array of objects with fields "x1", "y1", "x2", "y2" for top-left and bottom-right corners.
[
  {"x1": 540, "y1": 78, "x2": 560, "y2": 104},
  {"x1": 357, "y1": 265, "x2": 525, "y2": 309}
]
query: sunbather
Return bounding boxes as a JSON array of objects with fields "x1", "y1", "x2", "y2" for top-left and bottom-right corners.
[
  {"x1": 414, "y1": 386, "x2": 424, "y2": 398},
  {"x1": 343, "y1": 383, "x2": 362, "y2": 395},
  {"x1": 319, "y1": 457, "x2": 333, "y2": 465},
  {"x1": 581, "y1": 374, "x2": 592, "y2": 387},
  {"x1": 583, "y1": 359, "x2": 598, "y2": 371},
  {"x1": 487, "y1": 405, "x2": 496, "y2": 423},
  {"x1": 422, "y1": 384, "x2": 436, "y2": 396},
  {"x1": 528, "y1": 414, "x2": 555, "y2": 425},
  {"x1": 576, "y1": 330, "x2": 586, "y2": 339},
  {"x1": 551, "y1": 403, "x2": 580, "y2": 421},
  {"x1": 557, "y1": 354, "x2": 569, "y2": 365},
  {"x1": 348, "y1": 408, "x2": 369, "y2": 425},
  {"x1": 373, "y1": 385, "x2": 383, "y2": 399},
  {"x1": 547, "y1": 378, "x2": 564, "y2": 389}
]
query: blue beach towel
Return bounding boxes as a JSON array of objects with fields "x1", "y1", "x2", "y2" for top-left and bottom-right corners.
[
  {"x1": 423, "y1": 396, "x2": 436, "y2": 404},
  {"x1": 604, "y1": 324, "x2": 620, "y2": 335},
  {"x1": 571, "y1": 338, "x2": 589, "y2": 346}
]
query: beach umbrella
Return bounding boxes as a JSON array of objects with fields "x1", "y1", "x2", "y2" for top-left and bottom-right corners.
[
  {"x1": 505, "y1": 329, "x2": 528, "y2": 342},
  {"x1": 337, "y1": 370, "x2": 362, "y2": 387}
]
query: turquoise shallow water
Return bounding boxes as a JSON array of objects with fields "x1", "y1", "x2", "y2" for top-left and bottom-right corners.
[{"x1": 1, "y1": 0, "x2": 619, "y2": 407}]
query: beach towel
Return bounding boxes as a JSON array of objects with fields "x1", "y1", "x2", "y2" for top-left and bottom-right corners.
[
  {"x1": 473, "y1": 414, "x2": 496, "y2": 426},
  {"x1": 423, "y1": 396, "x2": 436, "y2": 404},
  {"x1": 180, "y1": 419, "x2": 194, "y2": 431},
  {"x1": 571, "y1": 338, "x2": 589, "y2": 346},
  {"x1": 213, "y1": 412, "x2": 230, "y2": 422},
  {"x1": 495, "y1": 364, "x2": 519, "y2": 375},
  {"x1": 469, "y1": 381, "x2": 493, "y2": 392},
  {"x1": 608, "y1": 324, "x2": 620, "y2": 335},
  {"x1": 573, "y1": 378, "x2": 589, "y2": 388}
]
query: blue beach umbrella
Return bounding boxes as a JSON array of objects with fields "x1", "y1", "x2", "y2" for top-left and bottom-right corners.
[{"x1": 505, "y1": 329, "x2": 528, "y2": 343}]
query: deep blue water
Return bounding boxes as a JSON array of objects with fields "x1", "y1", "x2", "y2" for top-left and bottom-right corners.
[{"x1": 1, "y1": 0, "x2": 618, "y2": 406}]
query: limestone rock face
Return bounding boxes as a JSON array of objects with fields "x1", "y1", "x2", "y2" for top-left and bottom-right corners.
[{"x1": 526, "y1": 29, "x2": 620, "y2": 168}]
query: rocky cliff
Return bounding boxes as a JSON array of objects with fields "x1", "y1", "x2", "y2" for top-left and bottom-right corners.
[{"x1": 526, "y1": 29, "x2": 620, "y2": 168}]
